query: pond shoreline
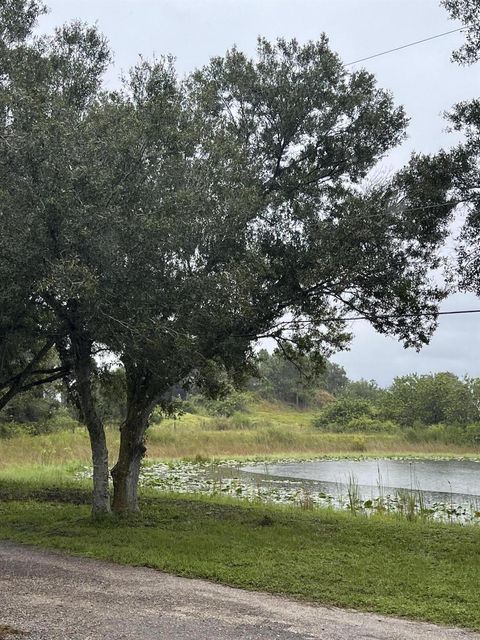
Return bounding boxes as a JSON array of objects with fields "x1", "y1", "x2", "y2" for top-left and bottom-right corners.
[{"x1": 91, "y1": 455, "x2": 480, "y2": 525}]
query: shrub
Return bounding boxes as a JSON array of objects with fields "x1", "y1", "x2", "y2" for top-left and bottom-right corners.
[
  {"x1": 349, "y1": 435, "x2": 367, "y2": 452},
  {"x1": 229, "y1": 412, "x2": 256, "y2": 429},
  {"x1": 0, "y1": 411, "x2": 81, "y2": 439},
  {"x1": 402, "y1": 422, "x2": 480, "y2": 446},
  {"x1": 207, "y1": 417, "x2": 236, "y2": 431},
  {"x1": 0, "y1": 389, "x2": 60, "y2": 424},
  {"x1": 150, "y1": 405, "x2": 165, "y2": 424},
  {"x1": 41, "y1": 410, "x2": 80, "y2": 433},
  {"x1": 311, "y1": 388, "x2": 336, "y2": 408},
  {"x1": 179, "y1": 391, "x2": 252, "y2": 417},
  {"x1": 313, "y1": 397, "x2": 376, "y2": 429},
  {"x1": 180, "y1": 394, "x2": 206, "y2": 415},
  {"x1": 0, "y1": 422, "x2": 24, "y2": 439},
  {"x1": 465, "y1": 423, "x2": 480, "y2": 445},
  {"x1": 314, "y1": 417, "x2": 396, "y2": 434}
]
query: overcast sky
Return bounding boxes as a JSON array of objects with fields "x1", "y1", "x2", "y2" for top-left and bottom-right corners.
[{"x1": 38, "y1": 0, "x2": 479, "y2": 385}]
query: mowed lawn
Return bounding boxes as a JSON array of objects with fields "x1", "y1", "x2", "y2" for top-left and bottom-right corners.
[{"x1": 0, "y1": 491, "x2": 479, "y2": 631}]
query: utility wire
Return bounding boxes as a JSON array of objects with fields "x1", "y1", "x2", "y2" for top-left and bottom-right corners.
[
  {"x1": 346, "y1": 26, "x2": 465, "y2": 66},
  {"x1": 271, "y1": 309, "x2": 480, "y2": 328},
  {"x1": 343, "y1": 308, "x2": 480, "y2": 322}
]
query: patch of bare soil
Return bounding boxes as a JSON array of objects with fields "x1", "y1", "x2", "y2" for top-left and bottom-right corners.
[{"x1": 0, "y1": 625, "x2": 27, "y2": 640}]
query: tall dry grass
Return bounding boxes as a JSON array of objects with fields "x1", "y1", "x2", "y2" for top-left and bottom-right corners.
[{"x1": 1, "y1": 404, "x2": 478, "y2": 471}]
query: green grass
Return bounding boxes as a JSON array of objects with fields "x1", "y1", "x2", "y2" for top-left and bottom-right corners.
[{"x1": 0, "y1": 489, "x2": 479, "y2": 631}]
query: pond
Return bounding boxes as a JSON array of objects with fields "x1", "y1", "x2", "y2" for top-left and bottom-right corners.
[
  {"x1": 136, "y1": 457, "x2": 480, "y2": 524},
  {"x1": 239, "y1": 458, "x2": 480, "y2": 507}
]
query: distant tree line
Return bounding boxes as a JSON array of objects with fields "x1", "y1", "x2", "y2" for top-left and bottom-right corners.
[
  {"x1": 313, "y1": 371, "x2": 480, "y2": 445},
  {"x1": 5, "y1": 346, "x2": 480, "y2": 440}
]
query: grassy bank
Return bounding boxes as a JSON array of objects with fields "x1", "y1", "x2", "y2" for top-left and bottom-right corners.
[
  {"x1": 0, "y1": 489, "x2": 479, "y2": 631},
  {"x1": 1, "y1": 400, "x2": 478, "y2": 470}
]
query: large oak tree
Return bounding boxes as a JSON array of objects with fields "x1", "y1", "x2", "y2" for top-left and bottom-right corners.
[{"x1": 0, "y1": 1, "x2": 456, "y2": 513}]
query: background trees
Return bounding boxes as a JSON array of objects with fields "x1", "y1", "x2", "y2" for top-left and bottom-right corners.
[
  {"x1": 383, "y1": 372, "x2": 480, "y2": 426},
  {"x1": 311, "y1": 370, "x2": 480, "y2": 438},
  {"x1": 248, "y1": 349, "x2": 346, "y2": 406}
]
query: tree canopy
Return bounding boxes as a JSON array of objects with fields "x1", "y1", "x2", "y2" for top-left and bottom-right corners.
[
  {"x1": 398, "y1": 2, "x2": 480, "y2": 313},
  {"x1": 441, "y1": 0, "x2": 480, "y2": 64},
  {"x1": 0, "y1": 0, "x2": 460, "y2": 512}
]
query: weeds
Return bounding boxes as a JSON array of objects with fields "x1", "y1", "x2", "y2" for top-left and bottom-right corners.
[
  {"x1": 297, "y1": 487, "x2": 315, "y2": 510},
  {"x1": 346, "y1": 473, "x2": 362, "y2": 514}
]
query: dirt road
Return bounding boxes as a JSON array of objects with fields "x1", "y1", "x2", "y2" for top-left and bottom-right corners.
[{"x1": 0, "y1": 540, "x2": 478, "y2": 640}]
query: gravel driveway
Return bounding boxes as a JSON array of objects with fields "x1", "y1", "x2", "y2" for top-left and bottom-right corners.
[{"x1": 0, "y1": 540, "x2": 478, "y2": 640}]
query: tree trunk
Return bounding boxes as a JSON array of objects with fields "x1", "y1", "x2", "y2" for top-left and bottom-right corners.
[
  {"x1": 70, "y1": 333, "x2": 111, "y2": 515},
  {"x1": 111, "y1": 366, "x2": 156, "y2": 513},
  {"x1": 111, "y1": 398, "x2": 154, "y2": 513},
  {"x1": 86, "y1": 410, "x2": 111, "y2": 516}
]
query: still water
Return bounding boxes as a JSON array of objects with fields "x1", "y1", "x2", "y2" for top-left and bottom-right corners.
[{"x1": 239, "y1": 458, "x2": 480, "y2": 506}]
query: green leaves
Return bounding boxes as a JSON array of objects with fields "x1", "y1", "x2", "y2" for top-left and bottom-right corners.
[
  {"x1": 0, "y1": 0, "x2": 45, "y2": 45},
  {"x1": 441, "y1": 0, "x2": 480, "y2": 64},
  {"x1": 0, "y1": 19, "x2": 456, "y2": 418}
]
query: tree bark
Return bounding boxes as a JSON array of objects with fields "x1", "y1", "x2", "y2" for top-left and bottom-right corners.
[
  {"x1": 111, "y1": 366, "x2": 156, "y2": 513},
  {"x1": 88, "y1": 421, "x2": 111, "y2": 515},
  {"x1": 70, "y1": 333, "x2": 111, "y2": 515}
]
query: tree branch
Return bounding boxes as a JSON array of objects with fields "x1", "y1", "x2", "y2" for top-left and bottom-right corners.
[{"x1": 0, "y1": 339, "x2": 56, "y2": 412}]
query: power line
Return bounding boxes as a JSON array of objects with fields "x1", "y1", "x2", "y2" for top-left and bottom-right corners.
[
  {"x1": 273, "y1": 309, "x2": 480, "y2": 328},
  {"x1": 346, "y1": 26, "x2": 465, "y2": 66},
  {"x1": 343, "y1": 308, "x2": 480, "y2": 322}
]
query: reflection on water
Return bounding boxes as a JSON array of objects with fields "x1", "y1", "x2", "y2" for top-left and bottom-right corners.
[{"x1": 239, "y1": 458, "x2": 480, "y2": 506}]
